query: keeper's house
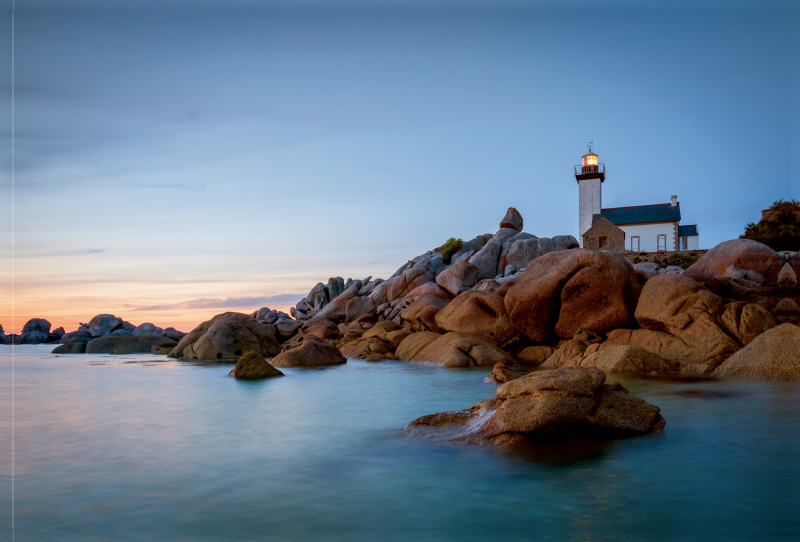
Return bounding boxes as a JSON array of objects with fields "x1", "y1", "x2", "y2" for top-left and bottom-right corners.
[{"x1": 576, "y1": 148, "x2": 700, "y2": 252}]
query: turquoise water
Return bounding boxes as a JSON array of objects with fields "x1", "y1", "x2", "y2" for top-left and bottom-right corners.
[{"x1": 1, "y1": 345, "x2": 799, "y2": 541}]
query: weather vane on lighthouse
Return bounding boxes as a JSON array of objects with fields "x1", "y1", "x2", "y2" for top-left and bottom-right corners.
[{"x1": 587, "y1": 141, "x2": 593, "y2": 153}]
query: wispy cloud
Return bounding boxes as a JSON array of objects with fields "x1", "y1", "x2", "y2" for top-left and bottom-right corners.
[
  {"x1": 10, "y1": 248, "x2": 107, "y2": 258},
  {"x1": 132, "y1": 294, "x2": 304, "y2": 311},
  {"x1": 131, "y1": 183, "x2": 206, "y2": 192}
]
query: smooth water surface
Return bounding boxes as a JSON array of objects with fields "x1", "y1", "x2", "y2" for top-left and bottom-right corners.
[{"x1": 1, "y1": 345, "x2": 799, "y2": 541}]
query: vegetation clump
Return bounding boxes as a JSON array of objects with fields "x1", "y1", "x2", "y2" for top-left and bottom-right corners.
[
  {"x1": 664, "y1": 252, "x2": 699, "y2": 269},
  {"x1": 741, "y1": 199, "x2": 800, "y2": 252},
  {"x1": 440, "y1": 238, "x2": 463, "y2": 265}
]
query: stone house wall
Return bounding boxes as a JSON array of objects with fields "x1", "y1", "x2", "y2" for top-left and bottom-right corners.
[{"x1": 582, "y1": 217, "x2": 626, "y2": 251}]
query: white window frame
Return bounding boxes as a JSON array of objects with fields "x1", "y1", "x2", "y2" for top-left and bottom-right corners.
[
  {"x1": 657, "y1": 234, "x2": 667, "y2": 251},
  {"x1": 681, "y1": 236, "x2": 688, "y2": 250},
  {"x1": 631, "y1": 236, "x2": 640, "y2": 252}
]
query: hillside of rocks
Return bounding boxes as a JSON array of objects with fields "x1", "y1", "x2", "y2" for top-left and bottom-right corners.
[{"x1": 159, "y1": 208, "x2": 800, "y2": 380}]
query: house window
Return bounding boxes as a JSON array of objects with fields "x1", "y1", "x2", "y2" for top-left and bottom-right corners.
[
  {"x1": 631, "y1": 236, "x2": 640, "y2": 252},
  {"x1": 657, "y1": 234, "x2": 667, "y2": 251},
  {"x1": 599, "y1": 237, "x2": 608, "y2": 249},
  {"x1": 681, "y1": 236, "x2": 688, "y2": 250}
]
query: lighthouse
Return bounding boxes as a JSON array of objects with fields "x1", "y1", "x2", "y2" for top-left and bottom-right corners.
[
  {"x1": 573, "y1": 147, "x2": 701, "y2": 252},
  {"x1": 574, "y1": 146, "x2": 605, "y2": 247}
]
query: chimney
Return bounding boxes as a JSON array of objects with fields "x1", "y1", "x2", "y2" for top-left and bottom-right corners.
[{"x1": 670, "y1": 195, "x2": 678, "y2": 207}]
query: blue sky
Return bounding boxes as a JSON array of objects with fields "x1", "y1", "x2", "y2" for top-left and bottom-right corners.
[{"x1": 1, "y1": 0, "x2": 798, "y2": 332}]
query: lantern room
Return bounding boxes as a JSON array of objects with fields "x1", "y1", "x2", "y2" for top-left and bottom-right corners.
[
  {"x1": 574, "y1": 147, "x2": 605, "y2": 182},
  {"x1": 581, "y1": 151, "x2": 599, "y2": 173}
]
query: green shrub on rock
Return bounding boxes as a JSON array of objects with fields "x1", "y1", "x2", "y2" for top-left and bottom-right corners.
[
  {"x1": 664, "y1": 252, "x2": 699, "y2": 269},
  {"x1": 440, "y1": 238, "x2": 463, "y2": 264},
  {"x1": 741, "y1": 199, "x2": 800, "y2": 252}
]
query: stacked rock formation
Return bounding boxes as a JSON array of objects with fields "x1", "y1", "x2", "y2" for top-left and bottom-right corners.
[
  {"x1": 287, "y1": 207, "x2": 579, "y2": 326},
  {"x1": 264, "y1": 212, "x2": 799, "y2": 380}
]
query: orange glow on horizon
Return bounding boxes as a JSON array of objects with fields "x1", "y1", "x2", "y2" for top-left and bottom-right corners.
[{"x1": 1, "y1": 302, "x2": 300, "y2": 336}]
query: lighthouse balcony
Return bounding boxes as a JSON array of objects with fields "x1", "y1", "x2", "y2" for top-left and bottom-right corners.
[{"x1": 574, "y1": 163, "x2": 605, "y2": 182}]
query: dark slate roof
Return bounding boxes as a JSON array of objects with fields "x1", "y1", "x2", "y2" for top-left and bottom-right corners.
[
  {"x1": 678, "y1": 224, "x2": 699, "y2": 236},
  {"x1": 592, "y1": 203, "x2": 681, "y2": 226}
]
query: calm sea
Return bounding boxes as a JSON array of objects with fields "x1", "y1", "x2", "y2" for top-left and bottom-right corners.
[{"x1": 1, "y1": 345, "x2": 798, "y2": 541}]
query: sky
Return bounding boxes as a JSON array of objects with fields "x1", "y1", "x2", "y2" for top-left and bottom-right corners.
[{"x1": 1, "y1": 0, "x2": 798, "y2": 334}]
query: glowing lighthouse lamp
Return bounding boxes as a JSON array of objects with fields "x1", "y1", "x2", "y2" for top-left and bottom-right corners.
[{"x1": 581, "y1": 149, "x2": 599, "y2": 174}]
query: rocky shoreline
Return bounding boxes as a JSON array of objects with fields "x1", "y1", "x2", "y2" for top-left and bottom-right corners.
[
  {"x1": 4, "y1": 207, "x2": 799, "y2": 452},
  {"x1": 1, "y1": 314, "x2": 186, "y2": 353}
]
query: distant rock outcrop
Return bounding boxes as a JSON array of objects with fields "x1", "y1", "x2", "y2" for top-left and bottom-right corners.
[
  {"x1": 20, "y1": 331, "x2": 50, "y2": 345},
  {"x1": 15, "y1": 318, "x2": 61, "y2": 345},
  {"x1": 85, "y1": 314, "x2": 124, "y2": 337},
  {"x1": 22, "y1": 318, "x2": 51, "y2": 334},
  {"x1": 133, "y1": 323, "x2": 163, "y2": 336},
  {"x1": 17, "y1": 314, "x2": 189, "y2": 350}
]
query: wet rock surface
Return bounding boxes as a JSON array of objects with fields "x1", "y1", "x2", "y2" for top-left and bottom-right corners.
[
  {"x1": 340, "y1": 337, "x2": 397, "y2": 362},
  {"x1": 85, "y1": 335, "x2": 177, "y2": 355},
  {"x1": 489, "y1": 363, "x2": 521, "y2": 383},
  {"x1": 228, "y1": 352, "x2": 285, "y2": 380},
  {"x1": 408, "y1": 367, "x2": 665, "y2": 451}
]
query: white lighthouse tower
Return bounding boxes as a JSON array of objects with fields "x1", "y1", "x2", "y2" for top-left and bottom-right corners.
[{"x1": 575, "y1": 146, "x2": 605, "y2": 247}]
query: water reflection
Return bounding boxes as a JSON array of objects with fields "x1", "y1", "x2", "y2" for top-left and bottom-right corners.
[{"x1": 0, "y1": 346, "x2": 799, "y2": 541}]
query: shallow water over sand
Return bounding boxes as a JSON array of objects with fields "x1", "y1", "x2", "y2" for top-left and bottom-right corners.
[{"x1": 1, "y1": 345, "x2": 799, "y2": 541}]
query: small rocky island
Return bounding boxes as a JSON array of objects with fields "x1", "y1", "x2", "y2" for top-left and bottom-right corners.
[
  {"x1": 5, "y1": 207, "x2": 800, "y2": 451},
  {"x1": 407, "y1": 366, "x2": 665, "y2": 451}
]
